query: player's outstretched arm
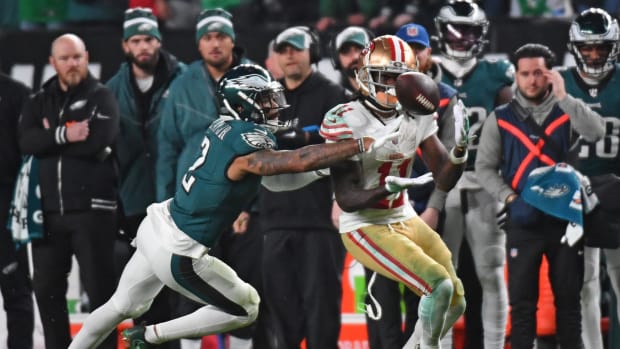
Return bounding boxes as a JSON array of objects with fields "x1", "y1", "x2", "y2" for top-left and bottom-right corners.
[
  {"x1": 228, "y1": 138, "x2": 364, "y2": 181},
  {"x1": 228, "y1": 132, "x2": 396, "y2": 181},
  {"x1": 261, "y1": 169, "x2": 329, "y2": 192}
]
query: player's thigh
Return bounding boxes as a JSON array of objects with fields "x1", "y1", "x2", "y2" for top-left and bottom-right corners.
[
  {"x1": 113, "y1": 247, "x2": 165, "y2": 316},
  {"x1": 442, "y1": 188, "x2": 465, "y2": 261},
  {"x1": 465, "y1": 189, "x2": 505, "y2": 269},
  {"x1": 167, "y1": 253, "x2": 258, "y2": 316},
  {"x1": 342, "y1": 220, "x2": 450, "y2": 296}
]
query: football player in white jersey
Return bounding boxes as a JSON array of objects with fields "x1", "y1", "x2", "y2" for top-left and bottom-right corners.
[{"x1": 320, "y1": 35, "x2": 470, "y2": 349}]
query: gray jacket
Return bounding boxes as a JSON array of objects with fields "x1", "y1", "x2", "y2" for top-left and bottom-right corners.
[{"x1": 475, "y1": 89, "x2": 605, "y2": 203}]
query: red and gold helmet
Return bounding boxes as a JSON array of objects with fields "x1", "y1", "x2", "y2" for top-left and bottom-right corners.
[{"x1": 356, "y1": 35, "x2": 418, "y2": 109}]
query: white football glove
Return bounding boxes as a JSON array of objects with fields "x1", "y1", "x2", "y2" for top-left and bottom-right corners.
[
  {"x1": 560, "y1": 222, "x2": 584, "y2": 246},
  {"x1": 364, "y1": 131, "x2": 400, "y2": 158},
  {"x1": 385, "y1": 172, "x2": 434, "y2": 193},
  {"x1": 453, "y1": 99, "x2": 471, "y2": 148}
]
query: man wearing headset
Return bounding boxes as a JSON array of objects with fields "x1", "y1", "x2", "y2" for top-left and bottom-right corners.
[{"x1": 259, "y1": 26, "x2": 349, "y2": 349}]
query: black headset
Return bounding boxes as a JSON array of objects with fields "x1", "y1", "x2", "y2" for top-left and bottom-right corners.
[
  {"x1": 274, "y1": 26, "x2": 322, "y2": 64},
  {"x1": 329, "y1": 26, "x2": 375, "y2": 70},
  {"x1": 296, "y1": 26, "x2": 321, "y2": 64}
]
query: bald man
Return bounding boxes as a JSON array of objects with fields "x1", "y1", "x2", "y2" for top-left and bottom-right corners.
[{"x1": 18, "y1": 33, "x2": 120, "y2": 349}]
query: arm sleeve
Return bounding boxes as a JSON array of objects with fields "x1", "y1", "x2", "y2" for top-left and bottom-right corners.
[
  {"x1": 558, "y1": 94, "x2": 606, "y2": 143},
  {"x1": 475, "y1": 112, "x2": 515, "y2": 202},
  {"x1": 261, "y1": 169, "x2": 330, "y2": 192}
]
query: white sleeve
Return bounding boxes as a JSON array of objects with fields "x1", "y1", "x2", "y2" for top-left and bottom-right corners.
[{"x1": 261, "y1": 169, "x2": 330, "y2": 192}]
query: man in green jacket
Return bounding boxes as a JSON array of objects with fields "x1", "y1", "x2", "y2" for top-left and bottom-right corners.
[
  {"x1": 106, "y1": 8, "x2": 186, "y2": 348},
  {"x1": 156, "y1": 7, "x2": 253, "y2": 202}
]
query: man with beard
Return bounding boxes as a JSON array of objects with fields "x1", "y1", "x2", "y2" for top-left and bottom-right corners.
[
  {"x1": 476, "y1": 43, "x2": 605, "y2": 349},
  {"x1": 330, "y1": 26, "x2": 373, "y2": 96},
  {"x1": 18, "y1": 33, "x2": 120, "y2": 349},
  {"x1": 156, "y1": 8, "x2": 259, "y2": 349},
  {"x1": 106, "y1": 8, "x2": 186, "y2": 349}
]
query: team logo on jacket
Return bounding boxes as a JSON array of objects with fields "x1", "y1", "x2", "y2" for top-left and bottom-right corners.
[
  {"x1": 69, "y1": 99, "x2": 87, "y2": 110},
  {"x1": 241, "y1": 130, "x2": 275, "y2": 149},
  {"x1": 530, "y1": 183, "x2": 570, "y2": 198}
]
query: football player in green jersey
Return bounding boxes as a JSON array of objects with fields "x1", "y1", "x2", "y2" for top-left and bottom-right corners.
[
  {"x1": 433, "y1": 1, "x2": 514, "y2": 348},
  {"x1": 68, "y1": 64, "x2": 397, "y2": 349},
  {"x1": 560, "y1": 8, "x2": 620, "y2": 349}
]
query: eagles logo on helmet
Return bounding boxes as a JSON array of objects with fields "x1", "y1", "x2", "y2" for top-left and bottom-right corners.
[
  {"x1": 434, "y1": 0, "x2": 489, "y2": 61},
  {"x1": 568, "y1": 8, "x2": 620, "y2": 79},
  {"x1": 217, "y1": 64, "x2": 289, "y2": 132}
]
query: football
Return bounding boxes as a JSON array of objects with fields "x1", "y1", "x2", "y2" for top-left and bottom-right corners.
[{"x1": 395, "y1": 72, "x2": 440, "y2": 115}]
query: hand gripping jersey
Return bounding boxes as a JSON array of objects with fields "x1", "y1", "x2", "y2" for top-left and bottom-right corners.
[
  {"x1": 559, "y1": 65, "x2": 620, "y2": 176},
  {"x1": 320, "y1": 100, "x2": 438, "y2": 232},
  {"x1": 440, "y1": 58, "x2": 514, "y2": 179},
  {"x1": 168, "y1": 118, "x2": 276, "y2": 248}
]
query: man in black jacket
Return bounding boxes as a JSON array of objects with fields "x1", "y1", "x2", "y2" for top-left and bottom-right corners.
[
  {"x1": 0, "y1": 73, "x2": 34, "y2": 349},
  {"x1": 18, "y1": 33, "x2": 120, "y2": 349},
  {"x1": 260, "y1": 26, "x2": 349, "y2": 349}
]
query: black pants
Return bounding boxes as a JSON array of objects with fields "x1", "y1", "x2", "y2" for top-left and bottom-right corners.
[
  {"x1": 115, "y1": 213, "x2": 179, "y2": 349},
  {"x1": 506, "y1": 215, "x2": 584, "y2": 349},
  {"x1": 33, "y1": 210, "x2": 117, "y2": 349},
  {"x1": 364, "y1": 268, "x2": 418, "y2": 349},
  {"x1": 0, "y1": 185, "x2": 34, "y2": 349},
  {"x1": 262, "y1": 229, "x2": 345, "y2": 349}
]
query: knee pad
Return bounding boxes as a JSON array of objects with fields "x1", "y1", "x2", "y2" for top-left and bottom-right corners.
[
  {"x1": 481, "y1": 245, "x2": 505, "y2": 268},
  {"x1": 238, "y1": 282, "x2": 260, "y2": 323},
  {"x1": 111, "y1": 293, "x2": 153, "y2": 319},
  {"x1": 430, "y1": 279, "x2": 454, "y2": 304}
]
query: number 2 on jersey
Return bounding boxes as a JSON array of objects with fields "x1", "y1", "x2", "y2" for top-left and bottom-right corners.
[{"x1": 182, "y1": 137, "x2": 211, "y2": 193}]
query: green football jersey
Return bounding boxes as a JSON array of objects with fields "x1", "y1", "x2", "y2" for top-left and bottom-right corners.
[
  {"x1": 440, "y1": 58, "x2": 514, "y2": 169},
  {"x1": 560, "y1": 66, "x2": 620, "y2": 176},
  {"x1": 169, "y1": 118, "x2": 276, "y2": 247}
]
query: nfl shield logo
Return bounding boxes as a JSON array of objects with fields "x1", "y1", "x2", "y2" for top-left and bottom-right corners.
[
  {"x1": 407, "y1": 26, "x2": 419, "y2": 37},
  {"x1": 510, "y1": 248, "x2": 518, "y2": 258},
  {"x1": 588, "y1": 88, "x2": 598, "y2": 98}
]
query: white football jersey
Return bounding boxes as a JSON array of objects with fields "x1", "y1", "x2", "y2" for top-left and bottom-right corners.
[{"x1": 320, "y1": 100, "x2": 439, "y2": 232}]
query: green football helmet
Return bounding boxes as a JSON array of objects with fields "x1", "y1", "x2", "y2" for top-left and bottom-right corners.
[
  {"x1": 434, "y1": 0, "x2": 489, "y2": 61},
  {"x1": 568, "y1": 8, "x2": 619, "y2": 79},
  {"x1": 217, "y1": 64, "x2": 289, "y2": 130}
]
